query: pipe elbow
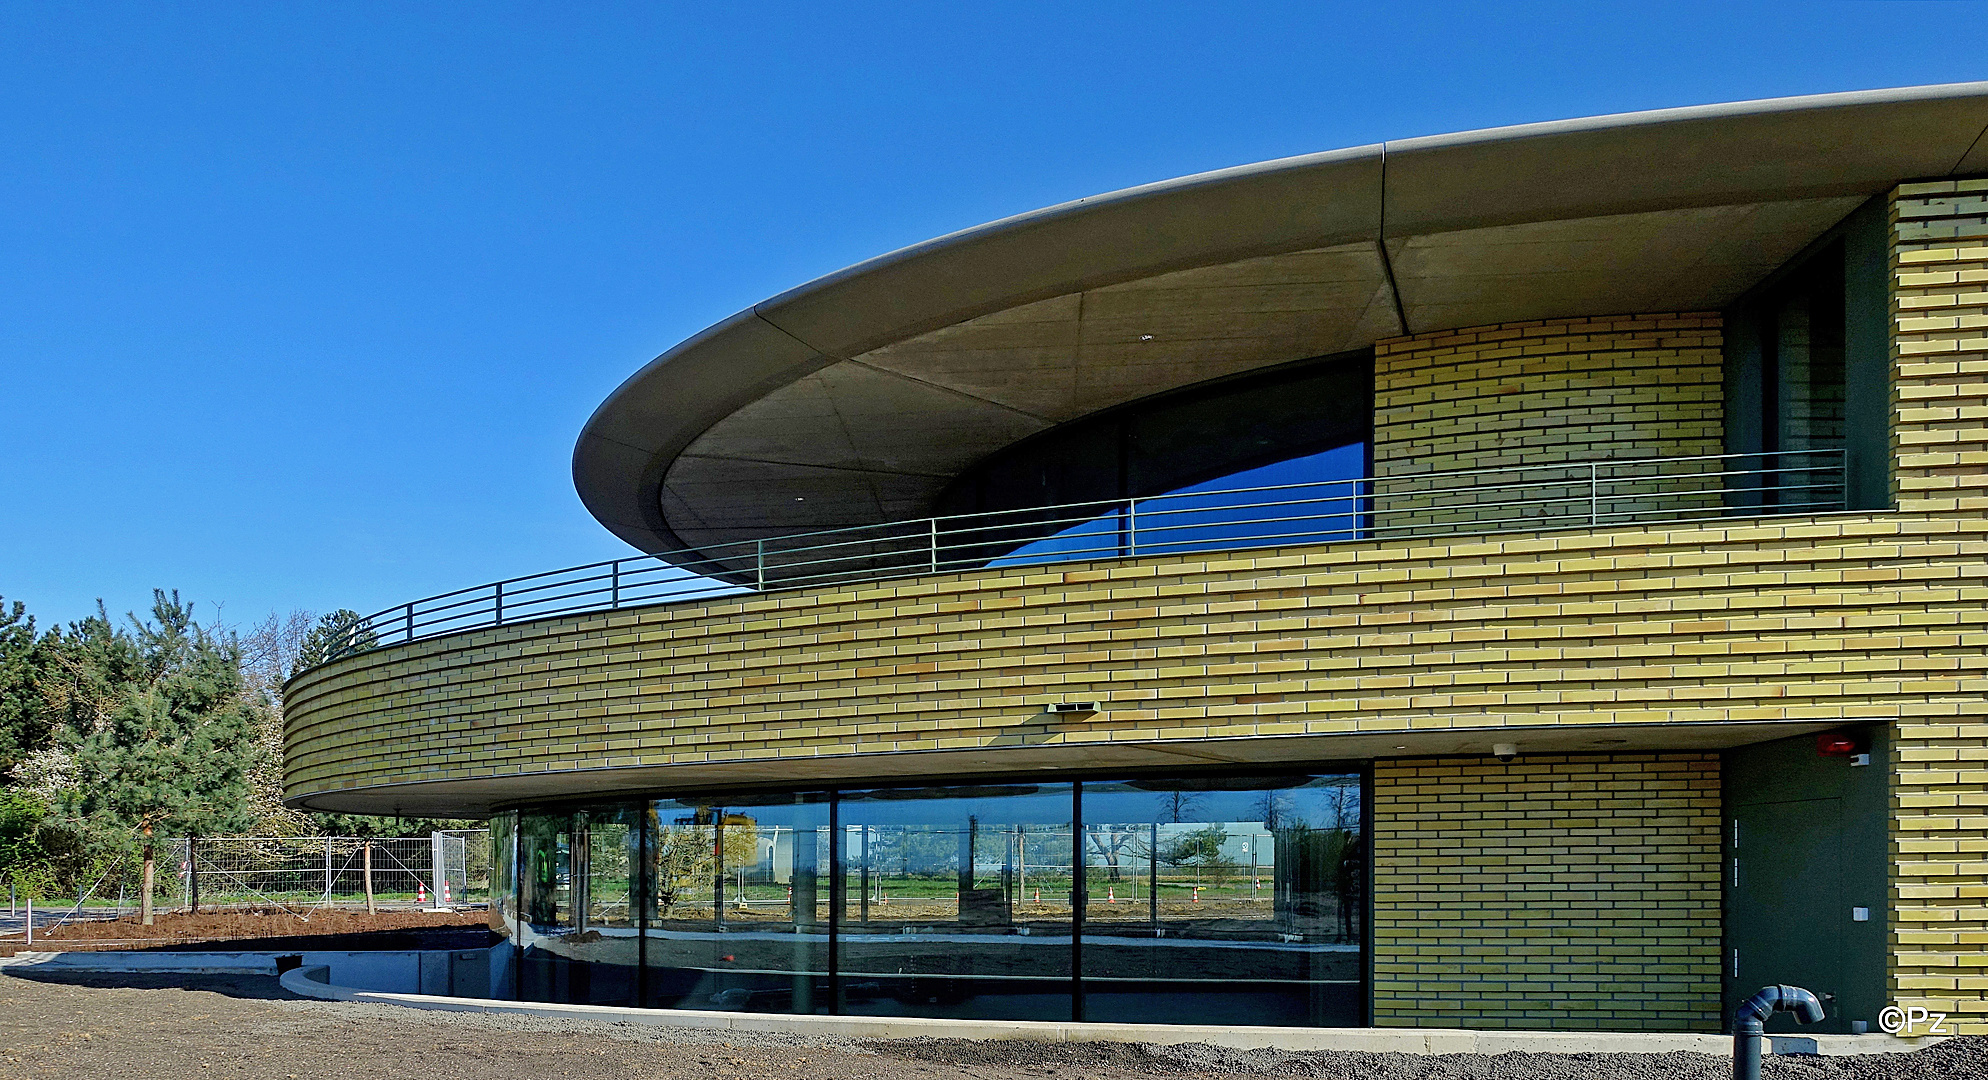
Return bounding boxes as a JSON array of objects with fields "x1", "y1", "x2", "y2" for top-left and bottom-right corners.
[{"x1": 1735, "y1": 984, "x2": 1826, "y2": 1030}]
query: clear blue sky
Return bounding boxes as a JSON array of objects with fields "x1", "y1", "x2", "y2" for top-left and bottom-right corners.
[{"x1": 2, "y1": 3, "x2": 1983, "y2": 632}]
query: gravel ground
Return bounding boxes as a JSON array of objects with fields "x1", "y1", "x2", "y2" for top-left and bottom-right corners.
[{"x1": 0, "y1": 969, "x2": 1978, "y2": 1080}]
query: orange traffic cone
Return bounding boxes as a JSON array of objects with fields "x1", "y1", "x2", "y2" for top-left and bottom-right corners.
[
  {"x1": 441, "y1": 879, "x2": 452, "y2": 904},
  {"x1": 417, "y1": 881, "x2": 428, "y2": 904},
  {"x1": 1107, "y1": 886, "x2": 1116, "y2": 903},
  {"x1": 1192, "y1": 887, "x2": 1201, "y2": 903}
]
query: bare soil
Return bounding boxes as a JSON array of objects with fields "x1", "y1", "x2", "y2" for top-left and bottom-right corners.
[
  {"x1": 0, "y1": 969, "x2": 1982, "y2": 1080},
  {"x1": 0, "y1": 908, "x2": 491, "y2": 956}
]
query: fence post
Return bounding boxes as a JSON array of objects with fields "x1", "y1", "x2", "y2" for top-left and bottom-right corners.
[
  {"x1": 431, "y1": 832, "x2": 448, "y2": 910},
  {"x1": 363, "y1": 839, "x2": 376, "y2": 915},
  {"x1": 1589, "y1": 462, "x2": 1600, "y2": 526},
  {"x1": 324, "y1": 836, "x2": 332, "y2": 909},
  {"x1": 187, "y1": 837, "x2": 198, "y2": 914}
]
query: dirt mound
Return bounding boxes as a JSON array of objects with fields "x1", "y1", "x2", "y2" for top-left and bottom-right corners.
[{"x1": 2, "y1": 908, "x2": 491, "y2": 955}]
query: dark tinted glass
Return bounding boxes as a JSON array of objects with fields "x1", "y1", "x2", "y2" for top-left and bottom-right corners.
[
  {"x1": 838, "y1": 783, "x2": 1075, "y2": 1020},
  {"x1": 1079, "y1": 775, "x2": 1364, "y2": 1026}
]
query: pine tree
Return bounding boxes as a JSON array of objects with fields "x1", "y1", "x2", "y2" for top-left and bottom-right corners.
[
  {"x1": 63, "y1": 591, "x2": 264, "y2": 923},
  {"x1": 292, "y1": 609, "x2": 377, "y2": 673},
  {"x1": 0, "y1": 599, "x2": 46, "y2": 773}
]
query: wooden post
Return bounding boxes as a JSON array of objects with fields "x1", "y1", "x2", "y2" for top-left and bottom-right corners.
[
  {"x1": 140, "y1": 840, "x2": 156, "y2": 926},
  {"x1": 363, "y1": 840, "x2": 377, "y2": 915}
]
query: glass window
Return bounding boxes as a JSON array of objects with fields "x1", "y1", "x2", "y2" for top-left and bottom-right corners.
[
  {"x1": 1079, "y1": 775, "x2": 1364, "y2": 1026},
  {"x1": 992, "y1": 444, "x2": 1367, "y2": 567},
  {"x1": 838, "y1": 783, "x2": 1075, "y2": 1020},
  {"x1": 517, "y1": 806, "x2": 643, "y2": 1005},
  {"x1": 502, "y1": 771, "x2": 1366, "y2": 1026},
  {"x1": 644, "y1": 793, "x2": 831, "y2": 1014},
  {"x1": 488, "y1": 811, "x2": 516, "y2": 938}
]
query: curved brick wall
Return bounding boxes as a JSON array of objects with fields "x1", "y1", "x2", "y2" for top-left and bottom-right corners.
[{"x1": 284, "y1": 506, "x2": 1980, "y2": 807}]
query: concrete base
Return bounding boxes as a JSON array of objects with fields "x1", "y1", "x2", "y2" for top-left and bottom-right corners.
[
  {"x1": 0, "y1": 949, "x2": 1941, "y2": 1058},
  {"x1": 277, "y1": 962, "x2": 1933, "y2": 1058}
]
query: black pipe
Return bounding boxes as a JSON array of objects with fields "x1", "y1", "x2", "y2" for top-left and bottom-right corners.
[{"x1": 1733, "y1": 984, "x2": 1825, "y2": 1080}]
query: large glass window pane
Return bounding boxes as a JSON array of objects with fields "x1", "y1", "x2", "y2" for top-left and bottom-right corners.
[
  {"x1": 838, "y1": 783, "x2": 1074, "y2": 1020},
  {"x1": 488, "y1": 811, "x2": 517, "y2": 938},
  {"x1": 1079, "y1": 774, "x2": 1364, "y2": 1026},
  {"x1": 517, "y1": 810, "x2": 575, "y2": 1002},
  {"x1": 517, "y1": 806, "x2": 643, "y2": 1005},
  {"x1": 992, "y1": 445, "x2": 1368, "y2": 568},
  {"x1": 644, "y1": 793, "x2": 831, "y2": 1013}
]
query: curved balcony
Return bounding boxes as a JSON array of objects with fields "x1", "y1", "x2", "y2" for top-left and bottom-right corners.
[{"x1": 317, "y1": 449, "x2": 1848, "y2": 664}]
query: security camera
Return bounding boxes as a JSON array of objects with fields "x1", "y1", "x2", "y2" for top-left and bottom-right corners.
[{"x1": 1492, "y1": 743, "x2": 1519, "y2": 762}]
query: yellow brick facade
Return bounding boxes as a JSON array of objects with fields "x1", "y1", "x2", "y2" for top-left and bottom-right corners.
[
  {"x1": 1887, "y1": 177, "x2": 1988, "y2": 1034},
  {"x1": 1370, "y1": 754, "x2": 1723, "y2": 1030},
  {"x1": 286, "y1": 505, "x2": 1986, "y2": 799},
  {"x1": 1372, "y1": 314, "x2": 1725, "y2": 476}
]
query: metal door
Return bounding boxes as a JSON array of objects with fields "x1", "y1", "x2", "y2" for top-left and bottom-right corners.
[{"x1": 1729, "y1": 797, "x2": 1845, "y2": 1032}]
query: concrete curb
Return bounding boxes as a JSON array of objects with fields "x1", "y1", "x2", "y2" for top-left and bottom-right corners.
[{"x1": 277, "y1": 965, "x2": 1933, "y2": 1057}]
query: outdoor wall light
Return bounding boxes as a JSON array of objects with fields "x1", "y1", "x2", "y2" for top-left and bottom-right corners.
[{"x1": 1492, "y1": 743, "x2": 1519, "y2": 762}]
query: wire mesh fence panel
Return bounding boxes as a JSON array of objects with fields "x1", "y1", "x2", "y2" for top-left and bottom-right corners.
[{"x1": 148, "y1": 833, "x2": 493, "y2": 913}]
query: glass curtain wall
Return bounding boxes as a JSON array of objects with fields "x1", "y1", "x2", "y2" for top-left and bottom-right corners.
[
  {"x1": 837, "y1": 783, "x2": 1075, "y2": 1020},
  {"x1": 516, "y1": 805, "x2": 644, "y2": 1005},
  {"x1": 643, "y1": 793, "x2": 831, "y2": 1013},
  {"x1": 1080, "y1": 775, "x2": 1364, "y2": 1026},
  {"x1": 506, "y1": 771, "x2": 1364, "y2": 1024}
]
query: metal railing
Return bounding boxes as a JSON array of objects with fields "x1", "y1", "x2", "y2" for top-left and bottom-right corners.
[{"x1": 323, "y1": 449, "x2": 1847, "y2": 663}]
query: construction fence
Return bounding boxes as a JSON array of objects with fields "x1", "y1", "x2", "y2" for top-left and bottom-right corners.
[{"x1": 45, "y1": 831, "x2": 491, "y2": 919}]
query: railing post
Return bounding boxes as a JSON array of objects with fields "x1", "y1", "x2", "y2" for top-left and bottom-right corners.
[
  {"x1": 493, "y1": 582, "x2": 504, "y2": 626},
  {"x1": 1127, "y1": 499, "x2": 1138, "y2": 557},
  {"x1": 755, "y1": 539, "x2": 766, "y2": 592},
  {"x1": 1589, "y1": 462, "x2": 1600, "y2": 526},
  {"x1": 611, "y1": 562, "x2": 622, "y2": 608},
  {"x1": 929, "y1": 518, "x2": 939, "y2": 574},
  {"x1": 404, "y1": 604, "x2": 414, "y2": 643}
]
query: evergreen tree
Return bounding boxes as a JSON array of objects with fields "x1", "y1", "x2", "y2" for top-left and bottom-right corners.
[
  {"x1": 292, "y1": 609, "x2": 377, "y2": 674},
  {"x1": 63, "y1": 591, "x2": 265, "y2": 922},
  {"x1": 0, "y1": 599, "x2": 47, "y2": 773}
]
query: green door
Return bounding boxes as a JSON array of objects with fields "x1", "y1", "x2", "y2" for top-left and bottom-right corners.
[{"x1": 1729, "y1": 797, "x2": 1846, "y2": 1032}]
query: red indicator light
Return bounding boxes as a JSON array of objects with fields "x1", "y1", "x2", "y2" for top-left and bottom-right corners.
[{"x1": 1817, "y1": 733, "x2": 1861, "y2": 757}]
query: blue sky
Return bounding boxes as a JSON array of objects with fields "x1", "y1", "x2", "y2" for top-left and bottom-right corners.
[{"x1": 2, "y1": 3, "x2": 1983, "y2": 632}]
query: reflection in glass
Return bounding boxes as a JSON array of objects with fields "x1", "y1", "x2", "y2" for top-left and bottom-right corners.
[
  {"x1": 488, "y1": 811, "x2": 517, "y2": 938},
  {"x1": 644, "y1": 793, "x2": 831, "y2": 1013},
  {"x1": 1080, "y1": 775, "x2": 1364, "y2": 1026},
  {"x1": 517, "y1": 807, "x2": 642, "y2": 1005},
  {"x1": 993, "y1": 444, "x2": 1368, "y2": 567},
  {"x1": 838, "y1": 784, "x2": 1075, "y2": 1020},
  {"x1": 503, "y1": 771, "x2": 1366, "y2": 1026}
]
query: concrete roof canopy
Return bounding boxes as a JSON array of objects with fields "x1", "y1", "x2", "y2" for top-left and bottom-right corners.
[{"x1": 573, "y1": 83, "x2": 1988, "y2": 564}]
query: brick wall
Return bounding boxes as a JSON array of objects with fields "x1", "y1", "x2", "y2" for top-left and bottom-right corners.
[
  {"x1": 1888, "y1": 177, "x2": 1988, "y2": 1033},
  {"x1": 1369, "y1": 314, "x2": 1726, "y2": 532},
  {"x1": 1370, "y1": 754, "x2": 1723, "y2": 1031},
  {"x1": 1372, "y1": 314, "x2": 1724, "y2": 474},
  {"x1": 287, "y1": 508, "x2": 1988, "y2": 807}
]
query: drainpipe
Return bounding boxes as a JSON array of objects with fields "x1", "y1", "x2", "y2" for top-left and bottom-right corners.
[{"x1": 1733, "y1": 984, "x2": 1825, "y2": 1080}]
